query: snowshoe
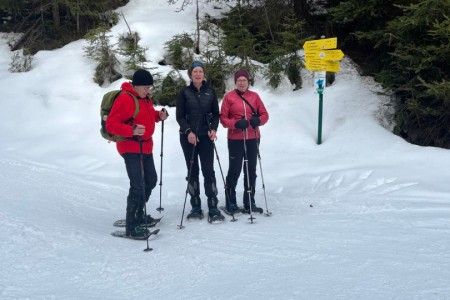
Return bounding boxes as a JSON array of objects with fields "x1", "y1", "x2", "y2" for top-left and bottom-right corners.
[
  {"x1": 241, "y1": 204, "x2": 264, "y2": 214},
  {"x1": 219, "y1": 204, "x2": 241, "y2": 216},
  {"x1": 208, "y1": 208, "x2": 225, "y2": 223},
  {"x1": 187, "y1": 207, "x2": 204, "y2": 220},
  {"x1": 111, "y1": 228, "x2": 160, "y2": 240},
  {"x1": 113, "y1": 216, "x2": 162, "y2": 228}
]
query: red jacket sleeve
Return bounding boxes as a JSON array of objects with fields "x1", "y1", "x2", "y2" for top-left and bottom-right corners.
[{"x1": 255, "y1": 93, "x2": 269, "y2": 125}]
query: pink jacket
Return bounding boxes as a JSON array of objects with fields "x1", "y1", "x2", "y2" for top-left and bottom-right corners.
[{"x1": 220, "y1": 89, "x2": 269, "y2": 140}]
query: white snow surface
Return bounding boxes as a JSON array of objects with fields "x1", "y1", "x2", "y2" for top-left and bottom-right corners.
[{"x1": 1, "y1": 1, "x2": 449, "y2": 299}]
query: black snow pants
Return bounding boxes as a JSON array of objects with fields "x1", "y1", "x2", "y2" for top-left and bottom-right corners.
[{"x1": 180, "y1": 133, "x2": 218, "y2": 200}]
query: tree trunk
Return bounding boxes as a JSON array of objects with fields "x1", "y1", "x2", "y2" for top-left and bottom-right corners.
[
  {"x1": 195, "y1": 0, "x2": 200, "y2": 54},
  {"x1": 293, "y1": 0, "x2": 313, "y2": 32},
  {"x1": 52, "y1": 0, "x2": 60, "y2": 29}
]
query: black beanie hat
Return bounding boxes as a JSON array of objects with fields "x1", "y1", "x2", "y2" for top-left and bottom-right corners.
[{"x1": 132, "y1": 69, "x2": 153, "y2": 86}]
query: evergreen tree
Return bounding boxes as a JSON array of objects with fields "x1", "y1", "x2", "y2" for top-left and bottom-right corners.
[
  {"x1": 221, "y1": 3, "x2": 260, "y2": 68},
  {"x1": 83, "y1": 25, "x2": 121, "y2": 86},
  {"x1": 202, "y1": 23, "x2": 232, "y2": 98},
  {"x1": 376, "y1": 0, "x2": 450, "y2": 147},
  {"x1": 164, "y1": 33, "x2": 194, "y2": 70},
  {"x1": 1, "y1": 0, "x2": 127, "y2": 53},
  {"x1": 153, "y1": 70, "x2": 186, "y2": 107},
  {"x1": 263, "y1": 12, "x2": 306, "y2": 90}
]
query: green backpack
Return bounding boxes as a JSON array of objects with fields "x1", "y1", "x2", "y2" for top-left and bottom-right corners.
[{"x1": 100, "y1": 90, "x2": 139, "y2": 142}]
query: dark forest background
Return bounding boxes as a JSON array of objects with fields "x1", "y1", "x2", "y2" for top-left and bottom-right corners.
[{"x1": 0, "y1": 0, "x2": 448, "y2": 148}]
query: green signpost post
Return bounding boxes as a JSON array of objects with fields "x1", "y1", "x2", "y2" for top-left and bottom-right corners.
[{"x1": 303, "y1": 37, "x2": 344, "y2": 144}]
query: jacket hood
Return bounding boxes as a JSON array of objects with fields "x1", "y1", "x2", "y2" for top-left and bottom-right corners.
[{"x1": 121, "y1": 82, "x2": 139, "y2": 96}]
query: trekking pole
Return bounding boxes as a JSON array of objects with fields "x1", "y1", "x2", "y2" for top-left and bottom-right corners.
[
  {"x1": 139, "y1": 139, "x2": 153, "y2": 252},
  {"x1": 212, "y1": 142, "x2": 226, "y2": 187},
  {"x1": 242, "y1": 127, "x2": 255, "y2": 224},
  {"x1": 206, "y1": 115, "x2": 237, "y2": 222},
  {"x1": 212, "y1": 140, "x2": 237, "y2": 222},
  {"x1": 254, "y1": 128, "x2": 271, "y2": 216},
  {"x1": 205, "y1": 114, "x2": 226, "y2": 185},
  {"x1": 178, "y1": 143, "x2": 197, "y2": 229},
  {"x1": 156, "y1": 119, "x2": 165, "y2": 213}
]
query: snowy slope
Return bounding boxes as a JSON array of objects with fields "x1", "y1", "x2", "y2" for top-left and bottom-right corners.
[{"x1": 1, "y1": 0, "x2": 449, "y2": 299}]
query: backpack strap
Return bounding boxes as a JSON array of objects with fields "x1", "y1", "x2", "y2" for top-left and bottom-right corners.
[
  {"x1": 236, "y1": 90, "x2": 258, "y2": 116},
  {"x1": 121, "y1": 91, "x2": 140, "y2": 124}
]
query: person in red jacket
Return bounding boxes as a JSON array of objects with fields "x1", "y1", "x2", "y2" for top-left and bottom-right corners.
[
  {"x1": 220, "y1": 69, "x2": 269, "y2": 214},
  {"x1": 106, "y1": 69, "x2": 168, "y2": 238}
]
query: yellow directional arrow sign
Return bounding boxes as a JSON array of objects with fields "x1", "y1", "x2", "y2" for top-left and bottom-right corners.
[
  {"x1": 305, "y1": 60, "x2": 340, "y2": 73},
  {"x1": 303, "y1": 38, "x2": 337, "y2": 50},
  {"x1": 304, "y1": 49, "x2": 344, "y2": 61}
]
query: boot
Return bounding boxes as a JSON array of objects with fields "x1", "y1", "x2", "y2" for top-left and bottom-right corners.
[
  {"x1": 207, "y1": 195, "x2": 223, "y2": 221},
  {"x1": 225, "y1": 188, "x2": 239, "y2": 214},
  {"x1": 208, "y1": 208, "x2": 225, "y2": 222},
  {"x1": 187, "y1": 196, "x2": 204, "y2": 219},
  {"x1": 243, "y1": 186, "x2": 255, "y2": 210},
  {"x1": 136, "y1": 203, "x2": 156, "y2": 226},
  {"x1": 243, "y1": 187, "x2": 263, "y2": 214},
  {"x1": 125, "y1": 198, "x2": 148, "y2": 238}
]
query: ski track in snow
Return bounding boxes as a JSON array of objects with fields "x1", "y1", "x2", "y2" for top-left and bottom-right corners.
[{"x1": 2, "y1": 157, "x2": 450, "y2": 299}]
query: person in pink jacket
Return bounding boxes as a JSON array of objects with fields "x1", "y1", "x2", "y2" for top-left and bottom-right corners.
[{"x1": 220, "y1": 69, "x2": 269, "y2": 214}]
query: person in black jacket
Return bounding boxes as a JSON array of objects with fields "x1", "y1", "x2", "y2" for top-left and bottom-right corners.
[{"x1": 176, "y1": 61, "x2": 224, "y2": 222}]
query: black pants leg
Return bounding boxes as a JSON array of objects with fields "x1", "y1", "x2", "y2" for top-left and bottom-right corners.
[
  {"x1": 196, "y1": 135, "x2": 217, "y2": 198},
  {"x1": 226, "y1": 139, "x2": 244, "y2": 191},
  {"x1": 226, "y1": 139, "x2": 258, "y2": 207},
  {"x1": 180, "y1": 134, "x2": 200, "y2": 198},
  {"x1": 180, "y1": 134, "x2": 217, "y2": 199},
  {"x1": 243, "y1": 139, "x2": 258, "y2": 206},
  {"x1": 122, "y1": 153, "x2": 157, "y2": 231}
]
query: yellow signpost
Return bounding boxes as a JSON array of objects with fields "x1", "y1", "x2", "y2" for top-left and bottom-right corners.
[
  {"x1": 303, "y1": 37, "x2": 344, "y2": 144},
  {"x1": 303, "y1": 37, "x2": 337, "y2": 51},
  {"x1": 304, "y1": 49, "x2": 344, "y2": 61},
  {"x1": 305, "y1": 60, "x2": 340, "y2": 73},
  {"x1": 303, "y1": 37, "x2": 344, "y2": 72}
]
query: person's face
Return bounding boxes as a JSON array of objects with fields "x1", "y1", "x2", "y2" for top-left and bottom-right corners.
[
  {"x1": 134, "y1": 85, "x2": 151, "y2": 98},
  {"x1": 235, "y1": 76, "x2": 248, "y2": 93},
  {"x1": 191, "y1": 66, "x2": 205, "y2": 85}
]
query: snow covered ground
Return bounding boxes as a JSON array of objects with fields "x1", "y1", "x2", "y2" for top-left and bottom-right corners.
[{"x1": 0, "y1": 0, "x2": 449, "y2": 299}]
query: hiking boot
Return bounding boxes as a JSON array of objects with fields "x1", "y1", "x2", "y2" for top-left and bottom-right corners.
[
  {"x1": 251, "y1": 204, "x2": 264, "y2": 214},
  {"x1": 208, "y1": 208, "x2": 222, "y2": 218},
  {"x1": 139, "y1": 214, "x2": 156, "y2": 225},
  {"x1": 226, "y1": 203, "x2": 240, "y2": 214},
  {"x1": 187, "y1": 207, "x2": 204, "y2": 219},
  {"x1": 208, "y1": 208, "x2": 225, "y2": 223},
  {"x1": 243, "y1": 203, "x2": 263, "y2": 214},
  {"x1": 126, "y1": 225, "x2": 149, "y2": 239}
]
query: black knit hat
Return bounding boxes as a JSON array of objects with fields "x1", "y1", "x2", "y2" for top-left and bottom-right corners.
[{"x1": 132, "y1": 69, "x2": 153, "y2": 86}]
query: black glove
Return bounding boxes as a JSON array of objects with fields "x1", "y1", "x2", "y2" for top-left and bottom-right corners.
[
  {"x1": 249, "y1": 116, "x2": 261, "y2": 128},
  {"x1": 235, "y1": 117, "x2": 249, "y2": 130}
]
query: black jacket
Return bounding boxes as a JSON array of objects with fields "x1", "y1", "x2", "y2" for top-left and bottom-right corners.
[{"x1": 176, "y1": 81, "x2": 220, "y2": 136}]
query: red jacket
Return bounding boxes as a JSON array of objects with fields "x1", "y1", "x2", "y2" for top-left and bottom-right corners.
[
  {"x1": 220, "y1": 89, "x2": 269, "y2": 140},
  {"x1": 105, "y1": 82, "x2": 161, "y2": 155}
]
